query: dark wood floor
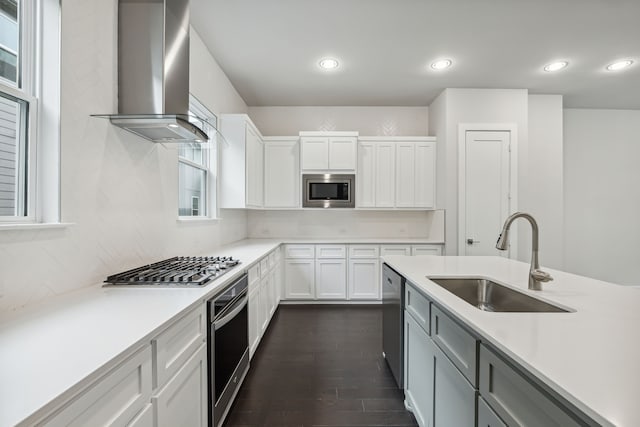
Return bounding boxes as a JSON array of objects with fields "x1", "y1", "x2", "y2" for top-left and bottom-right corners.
[{"x1": 223, "y1": 305, "x2": 418, "y2": 427}]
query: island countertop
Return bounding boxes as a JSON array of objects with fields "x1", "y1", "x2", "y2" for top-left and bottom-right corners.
[{"x1": 381, "y1": 255, "x2": 640, "y2": 427}]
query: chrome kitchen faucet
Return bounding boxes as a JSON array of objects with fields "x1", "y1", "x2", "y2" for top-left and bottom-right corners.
[{"x1": 496, "y1": 212, "x2": 553, "y2": 291}]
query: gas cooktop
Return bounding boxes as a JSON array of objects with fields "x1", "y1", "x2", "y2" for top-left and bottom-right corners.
[{"x1": 104, "y1": 256, "x2": 240, "y2": 287}]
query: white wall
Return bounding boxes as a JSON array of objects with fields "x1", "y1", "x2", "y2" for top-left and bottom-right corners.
[
  {"x1": 564, "y1": 109, "x2": 640, "y2": 286},
  {"x1": 429, "y1": 89, "x2": 529, "y2": 257},
  {"x1": 527, "y1": 95, "x2": 564, "y2": 269},
  {"x1": 0, "y1": 1, "x2": 249, "y2": 311},
  {"x1": 247, "y1": 210, "x2": 445, "y2": 241},
  {"x1": 248, "y1": 106, "x2": 428, "y2": 136}
]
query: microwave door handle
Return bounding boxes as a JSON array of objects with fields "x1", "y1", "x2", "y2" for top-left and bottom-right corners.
[{"x1": 214, "y1": 294, "x2": 248, "y2": 331}]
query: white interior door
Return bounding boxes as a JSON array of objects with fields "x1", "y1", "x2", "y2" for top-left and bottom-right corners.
[{"x1": 464, "y1": 131, "x2": 511, "y2": 256}]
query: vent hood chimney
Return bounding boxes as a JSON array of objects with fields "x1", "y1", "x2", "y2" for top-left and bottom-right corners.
[{"x1": 94, "y1": 0, "x2": 213, "y2": 143}]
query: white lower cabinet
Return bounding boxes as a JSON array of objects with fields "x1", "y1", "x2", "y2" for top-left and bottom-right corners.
[
  {"x1": 42, "y1": 346, "x2": 152, "y2": 427},
  {"x1": 152, "y1": 343, "x2": 207, "y2": 427},
  {"x1": 404, "y1": 312, "x2": 434, "y2": 427},
  {"x1": 411, "y1": 244, "x2": 443, "y2": 256},
  {"x1": 478, "y1": 396, "x2": 507, "y2": 427},
  {"x1": 479, "y1": 345, "x2": 582, "y2": 427},
  {"x1": 248, "y1": 249, "x2": 282, "y2": 358},
  {"x1": 248, "y1": 285, "x2": 260, "y2": 358},
  {"x1": 128, "y1": 404, "x2": 154, "y2": 427},
  {"x1": 348, "y1": 259, "x2": 379, "y2": 299},
  {"x1": 404, "y1": 283, "x2": 475, "y2": 427},
  {"x1": 432, "y1": 342, "x2": 476, "y2": 426},
  {"x1": 284, "y1": 259, "x2": 315, "y2": 299},
  {"x1": 315, "y1": 259, "x2": 347, "y2": 299}
]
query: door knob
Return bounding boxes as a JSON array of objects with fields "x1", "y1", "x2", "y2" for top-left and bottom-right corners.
[{"x1": 467, "y1": 238, "x2": 479, "y2": 245}]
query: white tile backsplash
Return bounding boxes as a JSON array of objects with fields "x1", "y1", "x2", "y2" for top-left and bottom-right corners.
[
  {"x1": 247, "y1": 210, "x2": 444, "y2": 240},
  {"x1": 0, "y1": 0, "x2": 249, "y2": 312}
]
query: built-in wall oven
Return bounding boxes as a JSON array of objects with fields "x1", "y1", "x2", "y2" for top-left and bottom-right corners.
[
  {"x1": 207, "y1": 274, "x2": 249, "y2": 427},
  {"x1": 302, "y1": 174, "x2": 355, "y2": 208}
]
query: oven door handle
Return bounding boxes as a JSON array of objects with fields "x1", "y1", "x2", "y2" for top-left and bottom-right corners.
[{"x1": 214, "y1": 293, "x2": 248, "y2": 331}]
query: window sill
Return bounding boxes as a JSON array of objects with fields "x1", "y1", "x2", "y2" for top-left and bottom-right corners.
[
  {"x1": 176, "y1": 217, "x2": 219, "y2": 224},
  {"x1": 0, "y1": 222, "x2": 75, "y2": 231}
]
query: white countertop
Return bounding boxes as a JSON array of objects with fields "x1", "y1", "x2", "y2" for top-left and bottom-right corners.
[
  {"x1": 0, "y1": 239, "x2": 281, "y2": 427},
  {"x1": 0, "y1": 237, "x2": 443, "y2": 427},
  {"x1": 382, "y1": 255, "x2": 640, "y2": 427}
]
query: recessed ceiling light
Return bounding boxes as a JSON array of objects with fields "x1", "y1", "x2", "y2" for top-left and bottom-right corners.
[
  {"x1": 319, "y1": 58, "x2": 339, "y2": 70},
  {"x1": 606, "y1": 60, "x2": 633, "y2": 71},
  {"x1": 431, "y1": 59, "x2": 452, "y2": 70},
  {"x1": 544, "y1": 61, "x2": 568, "y2": 72}
]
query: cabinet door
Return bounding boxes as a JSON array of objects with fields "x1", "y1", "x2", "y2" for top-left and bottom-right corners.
[
  {"x1": 414, "y1": 142, "x2": 435, "y2": 208},
  {"x1": 128, "y1": 404, "x2": 153, "y2": 427},
  {"x1": 404, "y1": 311, "x2": 435, "y2": 427},
  {"x1": 301, "y1": 137, "x2": 329, "y2": 170},
  {"x1": 153, "y1": 344, "x2": 207, "y2": 427},
  {"x1": 315, "y1": 259, "x2": 347, "y2": 299},
  {"x1": 329, "y1": 137, "x2": 357, "y2": 170},
  {"x1": 478, "y1": 397, "x2": 507, "y2": 427},
  {"x1": 245, "y1": 125, "x2": 263, "y2": 207},
  {"x1": 348, "y1": 259, "x2": 380, "y2": 300},
  {"x1": 395, "y1": 143, "x2": 416, "y2": 207},
  {"x1": 269, "y1": 269, "x2": 277, "y2": 318},
  {"x1": 264, "y1": 140, "x2": 299, "y2": 208},
  {"x1": 375, "y1": 142, "x2": 396, "y2": 207},
  {"x1": 284, "y1": 259, "x2": 315, "y2": 299},
  {"x1": 357, "y1": 142, "x2": 375, "y2": 207},
  {"x1": 42, "y1": 347, "x2": 152, "y2": 427},
  {"x1": 259, "y1": 277, "x2": 269, "y2": 334},
  {"x1": 433, "y1": 343, "x2": 476, "y2": 427},
  {"x1": 248, "y1": 286, "x2": 260, "y2": 358}
]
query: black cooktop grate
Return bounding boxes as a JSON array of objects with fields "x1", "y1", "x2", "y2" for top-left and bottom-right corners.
[{"x1": 104, "y1": 256, "x2": 240, "y2": 286}]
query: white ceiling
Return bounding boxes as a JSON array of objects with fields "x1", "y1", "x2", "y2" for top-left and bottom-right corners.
[{"x1": 191, "y1": 0, "x2": 640, "y2": 109}]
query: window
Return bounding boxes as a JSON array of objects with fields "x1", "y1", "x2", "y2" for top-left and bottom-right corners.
[
  {"x1": 0, "y1": 0, "x2": 60, "y2": 223},
  {"x1": 178, "y1": 96, "x2": 217, "y2": 218}
]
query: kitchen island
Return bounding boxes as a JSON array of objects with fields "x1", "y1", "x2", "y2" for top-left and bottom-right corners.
[{"x1": 382, "y1": 255, "x2": 640, "y2": 427}]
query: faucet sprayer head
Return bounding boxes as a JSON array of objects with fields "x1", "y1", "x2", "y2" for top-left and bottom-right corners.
[{"x1": 495, "y1": 228, "x2": 510, "y2": 250}]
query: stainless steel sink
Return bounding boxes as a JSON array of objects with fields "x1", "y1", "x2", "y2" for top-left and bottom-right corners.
[{"x1": 428, "y1": 277, "x2": 570, "y2": 313}]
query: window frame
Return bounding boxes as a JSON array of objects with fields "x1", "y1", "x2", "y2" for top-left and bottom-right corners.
[
  {"x1": 177, "y1": 95, "x2": 218, "y2": 220},
  {"x1": 0, "y1": 0, "x2": 61, "y2": 225}
]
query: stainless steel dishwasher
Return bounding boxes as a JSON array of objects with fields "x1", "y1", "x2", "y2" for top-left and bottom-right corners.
[{"x1": 382, "y1": 263, "x2": 404, "y2": 388}]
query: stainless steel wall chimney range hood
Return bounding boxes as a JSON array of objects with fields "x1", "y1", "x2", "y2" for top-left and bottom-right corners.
[{"x1": 94, "y1": 0, "x2": 217, "y2": 144}]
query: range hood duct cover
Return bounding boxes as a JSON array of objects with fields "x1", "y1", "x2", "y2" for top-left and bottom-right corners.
[{"x1": 96, "y1": 0, "x2": 212, "y2": 143}]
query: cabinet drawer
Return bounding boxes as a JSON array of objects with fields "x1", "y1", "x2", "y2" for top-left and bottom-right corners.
[
  {"x1": 285, "y1": 244, "x2": 315, "y2": 259},
  {"x1": 431, "y1": 305, "x2": 478, "y2": 386},
  {"x1": 405, "y1": 282, "x2": 431, "y2": 335},
  {"x1": 410, "y1": 244, "x2": 442, "y2": 256},
  {"x1": 260, "y1": 257, "x2": 269, "y2": 278},
  {"x1": 479, "y1": 345, "x2": 582, "y2": 427},
  {"x1": 153, "y1": 305, "x2": 206, "y2": 389},
  {"x1": 42, "y1": 346, "x2": 152, "y2": 427},
  {"x1": 348, "y1": 244, "x2": 379, "y2": 259},
  {"x1": 380, "y1": 245, "x2": 411, "y2": 256},
  {"x1": 316, "y1": 244, "x2": 346, "y2": 259},
  {"x1": 478, "y1": 396, "x2": 507, "y2": 427}
]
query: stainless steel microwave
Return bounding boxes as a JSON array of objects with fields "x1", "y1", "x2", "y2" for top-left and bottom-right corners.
[{"x1": 302, "y1": 174, "x2": 355, "y2": 208}]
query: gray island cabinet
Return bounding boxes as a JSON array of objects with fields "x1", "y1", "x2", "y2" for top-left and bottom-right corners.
[{"x1": 403, "y1": 279, "x2": 593, "y2": 427}]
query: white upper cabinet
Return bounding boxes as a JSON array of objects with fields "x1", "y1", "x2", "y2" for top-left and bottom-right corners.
[
  {"x1": 358, "y1": 137, "x2": 435, "y2": 209},
  {"x1": 264, "y1": 137, "x2": 300, "y2": 208},
  {"x1": 357, "y1": 140, "x2": 396, "y2": 208},
  {"x1": 300, "y1": 131, "x2": 358, "y2": 171},
  {"x1": 219, "y1": 114, "x2": 264, "y2": 209}
]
